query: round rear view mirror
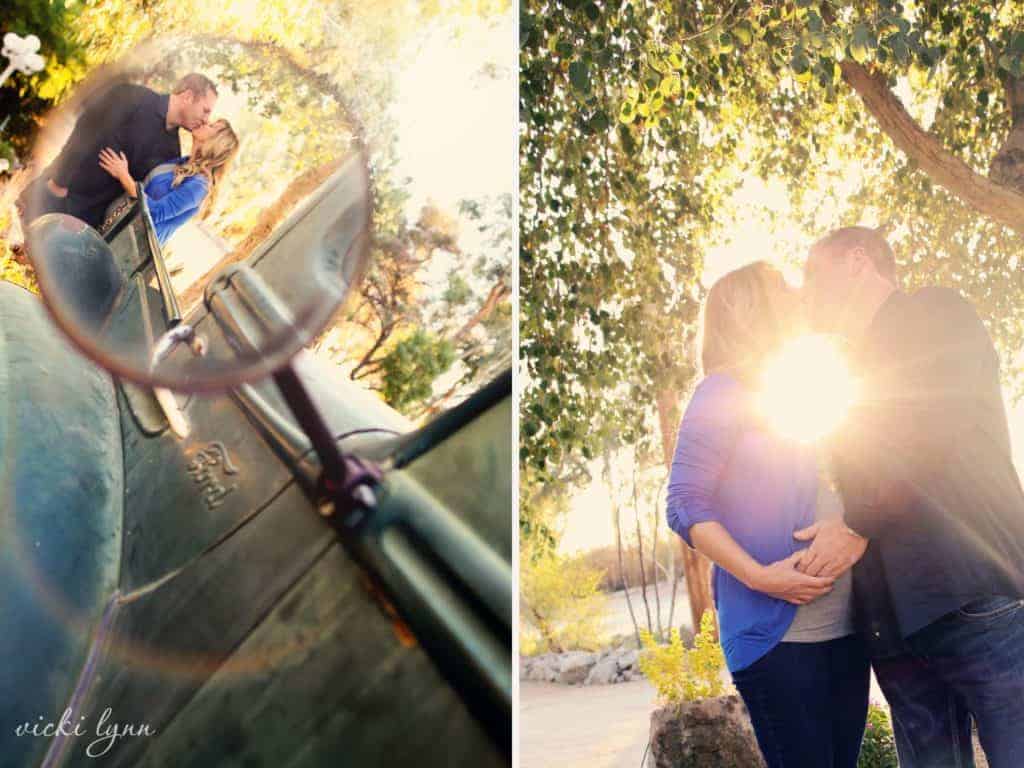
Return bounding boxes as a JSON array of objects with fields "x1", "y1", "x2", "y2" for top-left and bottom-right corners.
[{"x1": 20, "y1": 37, "x2": 372, "y2": 392}]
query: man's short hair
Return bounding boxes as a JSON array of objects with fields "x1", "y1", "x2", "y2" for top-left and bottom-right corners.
[
  {"x1": 172, "y1": 73, "x2": 217, "y2": 99},
  {"x1": 812, "y1": 226, "x2": 897, "y2": 284}
]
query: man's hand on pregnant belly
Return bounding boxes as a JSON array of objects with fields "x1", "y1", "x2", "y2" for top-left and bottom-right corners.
[
  {"x1": 792, "y1": 519, "x2": 868, "y2": 579},
  {"x1": 751, "y1": 552, "x2": 836, "y2": 605}
]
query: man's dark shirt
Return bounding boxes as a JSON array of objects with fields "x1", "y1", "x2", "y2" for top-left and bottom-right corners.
[
  {"x1": 831, "y1": 287, "x2": 1024, "y2": 659},
  {"x1": 41, "y1": 82, "x2": 181, "y2": 228}
]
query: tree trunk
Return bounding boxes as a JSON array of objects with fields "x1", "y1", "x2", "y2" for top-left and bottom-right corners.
[
  {"x1": 453, "y1": 277, "x2": 509, "y2": 341},
  {"x1": 530, "y1": 607, "x2": 564, "y2": 654},
  {"x1": 667, "y1": 545, "x2": 680, "y2": 640},
  {"x1": 348, "y1": 320, "x2": 397, "y2": 380},
  {"x1": 632, "y1": 457, "x2": 654, "y2": 634},
  {"x1": 839, "y1": 59, "x2": 1024, "y2": 237},
  {"x1": 651, "y1": 480, "x2": 664, "y2": 640},
  {"x1": 656, "y1": 388, "x2": 714, "y2": 636},
  {"x1": 607, "y1": 448, "x2": 641, "y2": 647},
  {"x1": 178, "y1": 157, "x2": 344, "y2": 313},
  {"x1": 615, "y1": 503, "x2": 642, "y2": 649}
]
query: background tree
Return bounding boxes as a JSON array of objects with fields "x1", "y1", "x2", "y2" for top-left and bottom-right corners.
[
  {"x1": 520, "y1": 0, "x2": 745, "y2": 627},
  {"x1": 616, "y1": 0, "x2": 1024, "y2": 388},
  {"x1": 520, "y1": 542, "x2": 609, "y2": 655}
]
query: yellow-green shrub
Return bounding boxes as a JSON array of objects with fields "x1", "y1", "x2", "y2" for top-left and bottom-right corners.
[
  {"x1": 858, "y1": 703, "x2": 898, "y2": 768},
  {"x1": 0, "y1": 211, "x2": 38, "y2": 294},
  {"x1": 519, "y1": 547, "x2": 608, "y2": 654},
  {"x1": 0, "y1": 247, "x2": 37, "y2": 293},
  {"x1": 638, "y1": 610, "x2": 730, "y2": 705}
]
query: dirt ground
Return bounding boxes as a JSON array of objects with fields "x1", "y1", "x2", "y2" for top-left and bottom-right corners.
[
  {"x1": 520, "y1": 670, "x2": 989, "y2": 768},
  {"x1": 524, "y1": 585, "x2": 991, "y2": 768},
  {"x1": 519, "y1": 679, "x2": 657, "y2": 768}
]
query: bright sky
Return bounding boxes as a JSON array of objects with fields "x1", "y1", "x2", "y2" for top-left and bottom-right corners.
[
  {"x1": 390, "y1": 12, "x2": 514, "y2": 223},
  {"x1": 388, "y1": 11, "x2": 515, "y2": 398},
  {"x1": 394, "y1": 10, "x2": 514, "y2": 273}
]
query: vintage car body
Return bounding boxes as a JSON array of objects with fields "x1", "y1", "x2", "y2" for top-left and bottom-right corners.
[{"x1": 0, "y1": 170, "x2": 511, "y2": 766}]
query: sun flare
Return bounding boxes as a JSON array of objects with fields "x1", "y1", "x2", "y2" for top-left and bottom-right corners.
[{"x1": 755, "y1": 335, "x2": 859, "y2": 444}]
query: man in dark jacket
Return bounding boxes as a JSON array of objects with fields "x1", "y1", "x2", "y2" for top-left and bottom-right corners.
[
  {"x1": 796, "y1": 225, "x2": 1024, "y2": 768},
  {"x1": 20, "y1": 72, "x2": 217, "y2": 229}
]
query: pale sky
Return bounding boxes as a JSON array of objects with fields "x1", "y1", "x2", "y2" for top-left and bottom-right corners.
[
  {"x1": 388, "y1": 12, "x2": 515, "y2": 399},
  {"x1": 391, "y1": 13, "x2": 515, "y2": 222}
]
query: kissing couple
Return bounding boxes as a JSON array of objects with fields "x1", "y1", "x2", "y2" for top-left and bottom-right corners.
[
  {"x1": 667, "y1": 226, "x2": 1024, "y2": 768},
  {"x1": 19, "y1": 71, "x2": 239, "y2": 247}
]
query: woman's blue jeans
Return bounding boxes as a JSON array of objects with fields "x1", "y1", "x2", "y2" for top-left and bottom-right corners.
[{"x1": 731, "y1": 634, "x2": 871, "y2": 768}]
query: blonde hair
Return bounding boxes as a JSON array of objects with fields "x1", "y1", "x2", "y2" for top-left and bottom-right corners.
[
  {"x1": 172, "y1": 118, "x2": 239, "y2": 218},
  {"x1": 699, "y1": 261, "x2": 790, "y2": 385}
]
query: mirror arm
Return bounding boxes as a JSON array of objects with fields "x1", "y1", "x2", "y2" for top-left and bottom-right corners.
[
  {"x1": 229, "y1": 380, "x2": 322, "y2": 491},
  {"x1": 137, "y1": 186, "x2": 182, "y2": 327},
  {"x1": 271, "y1": 364, "x2": 380, "y2": 514},
  {"x1": 205, "y1": 269, "x2": 509, "y2": 755},
  {"x1": 272, "y1": 363, "x2": 510, "y2": 758}
]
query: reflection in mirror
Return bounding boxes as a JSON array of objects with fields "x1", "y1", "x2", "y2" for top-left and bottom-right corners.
[{"x1": 20, "y1": 37, "x2": 372, "y2": 391}]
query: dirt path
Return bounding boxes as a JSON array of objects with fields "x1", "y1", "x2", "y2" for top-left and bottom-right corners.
[
  {"x1": 519, "y1": 680, "x2": 656, "y2": 768},
  {"x1": 521, "y1": 674, "x2": 990, "y2": 768}
]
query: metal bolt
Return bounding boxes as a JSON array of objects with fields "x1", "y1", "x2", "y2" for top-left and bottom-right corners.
[{"x1": 353, "y1": 485, "x2": 376, "y2": 509}]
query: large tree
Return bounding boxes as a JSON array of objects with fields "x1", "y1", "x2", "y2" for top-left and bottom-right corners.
[
  {"x1": 520, "y1": 0, "x2": 738, "y2": 627},
  {"x1": 620, "y1": 0, "x2": 1024, "y2": 385}
]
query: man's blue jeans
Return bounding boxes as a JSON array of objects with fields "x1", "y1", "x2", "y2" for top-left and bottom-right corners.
[{"x1": 873, "y1": 596, "x2": 1024, "y2": 768}]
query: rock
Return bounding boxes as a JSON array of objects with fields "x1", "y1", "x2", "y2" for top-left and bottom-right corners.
[
  {"x1": 607, "y1": 632, "x2": 642, "y2": 650},
  {"x1": 556, "y1": 651, "x2": 598, "y2": 685},
  {"x1": 584, "y1": 655, "x2": 620, "y2": 685},
  {"x1": 521, "y1": 653, "x2": 559, "y2": 682},
  {"x1": 520, "y1": 647, "x2": 642, "y2": 685},
  {"x1": 619, "y1": 648, "x2": 640, "y2": 669},
  {"x1": 647, "y1": 695, "x2": 765, "y2": 768},
  {"x1": 572, "y1": 645, "x2": 644, "y2": 685}
]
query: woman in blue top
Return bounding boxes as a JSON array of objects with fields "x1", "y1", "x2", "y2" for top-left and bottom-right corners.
[
  {"x1": 667, "y1": 261, "x2": 869, "y2": 768},
  {"x1": 97, "y1": 118, "x2": 239, "y2": 245}
]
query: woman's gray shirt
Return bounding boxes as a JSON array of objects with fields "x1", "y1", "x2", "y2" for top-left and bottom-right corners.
[{"x1": 781, "y1": 455, "x2": 855, "y2": 643}]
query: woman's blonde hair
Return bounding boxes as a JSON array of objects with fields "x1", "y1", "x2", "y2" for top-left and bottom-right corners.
[
  {"x1": 699, "y1": 261, "x2": 791, "y2": 385},
  {"x1": 172, "y1": 118, "x2": 239, "y2": 218}
]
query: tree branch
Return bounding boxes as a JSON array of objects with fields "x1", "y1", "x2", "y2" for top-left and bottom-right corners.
[
  {"x1": 839, "y1": 60, "x2": 1024, "y2": 236},
  {"x1": 349, "y1": 321, "x2": 395, "y2": 379},
  {"x1": 453, "y1": 278, "x2": 510, "y2": 341}
]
